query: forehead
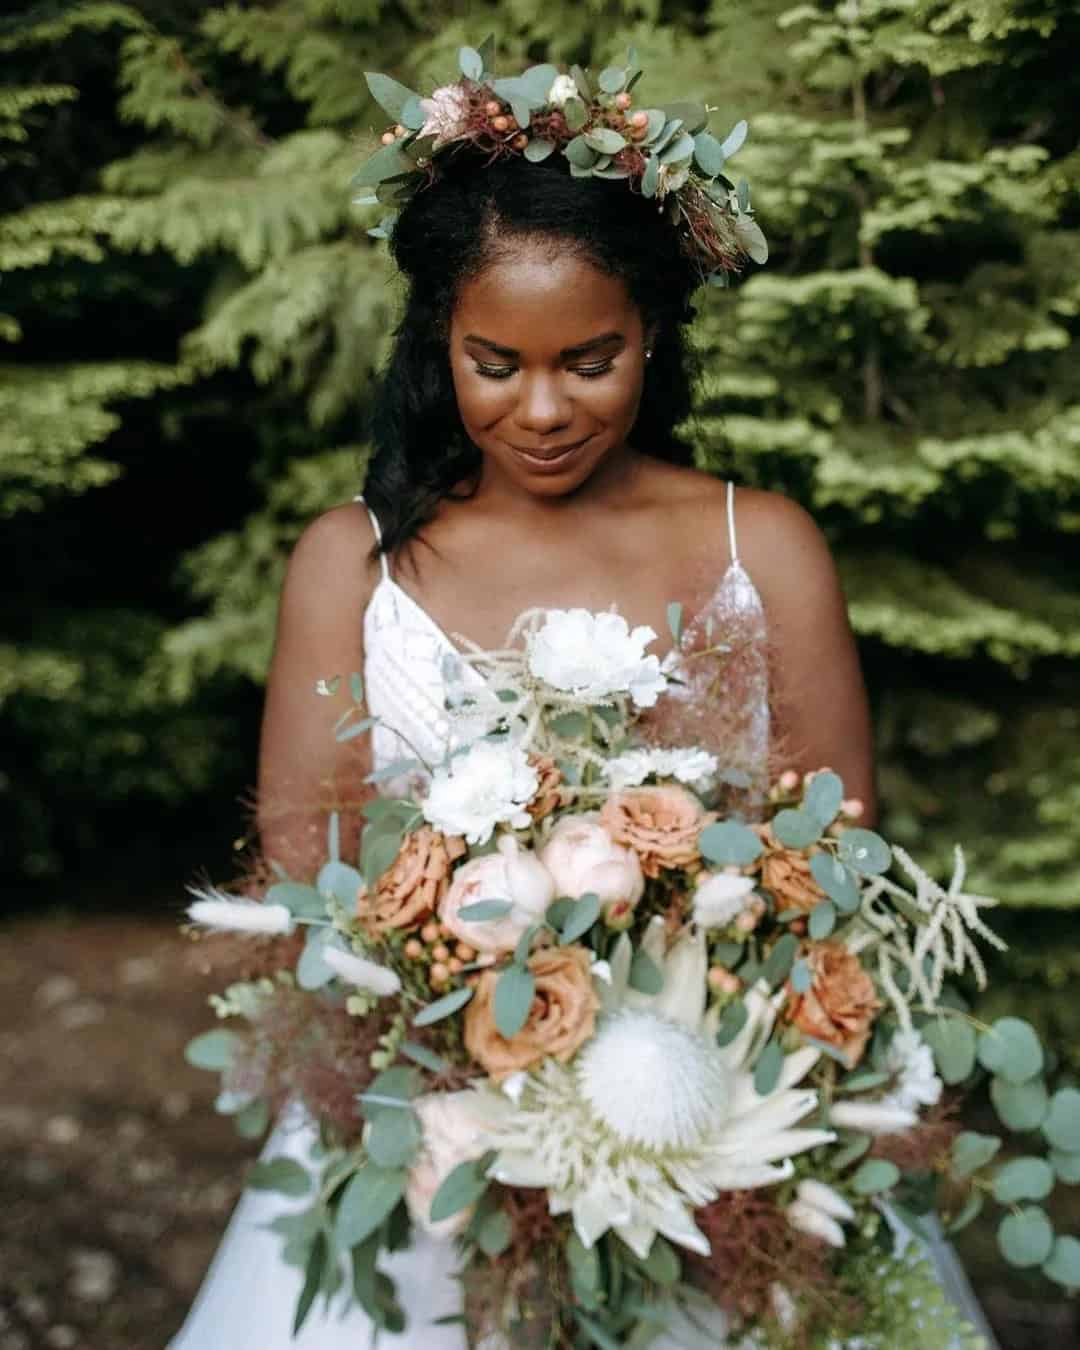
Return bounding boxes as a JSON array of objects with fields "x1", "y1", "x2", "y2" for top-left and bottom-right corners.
[{"x1": 452, "y1": 243, "x2": 639, "y2": 348}]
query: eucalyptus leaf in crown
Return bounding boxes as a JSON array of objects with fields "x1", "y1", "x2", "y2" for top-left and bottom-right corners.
[{"x1": 352, "y1": 39, "x2": 767, "y2": 286}]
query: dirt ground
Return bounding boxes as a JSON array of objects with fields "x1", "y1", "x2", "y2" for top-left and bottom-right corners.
[{"x1": 1, "y1": 913, "x2": 1075, "y2": 1350}]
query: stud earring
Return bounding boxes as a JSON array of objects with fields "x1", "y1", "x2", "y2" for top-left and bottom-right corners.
[{"x1": 644, "y1": 348, "x2": 653, "y2": 361}]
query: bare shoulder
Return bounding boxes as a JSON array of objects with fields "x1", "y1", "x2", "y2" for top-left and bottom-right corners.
[
  {"x1": 730, "y1": 486, "x2": 839, "y2": 593},
  {"x1": 278, "y1": 501, "x2": 383, "y2": 626}
]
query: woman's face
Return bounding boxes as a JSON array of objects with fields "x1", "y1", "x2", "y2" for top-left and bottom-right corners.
[{"x1": 448, "y1": 242, "x2": 651, "y2": 497}]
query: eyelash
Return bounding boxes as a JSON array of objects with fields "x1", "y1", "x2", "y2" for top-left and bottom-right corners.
[{"x1": 472, "y1": 359, "x2": 616, "y2": 381}]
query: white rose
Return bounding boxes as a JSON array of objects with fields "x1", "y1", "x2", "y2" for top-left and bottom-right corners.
[
  {"x1": 547, "y1": 74, "x2": 579, "y2": 107},
  {"x1": 418, "y1": 84, "x2": 471, "y2": 148},
  {"x1": 692, "y1": 872, "x2": 758, "y2": 929},
  {"x1": 406, "y1": 1092, "x2": 496, "y2": 1237},
  {"x1": 540, "y1": 813, "x2": 644, "y2": 917},
  {"x1": 526, "y1": 609, "x2": 668, "y2": 708},
  {"x1": 422, "y1": 740, "x2": 539, "y2": 846},
  {"x1": 438, "y1": 836, "x2": 555, "y2": 954}
]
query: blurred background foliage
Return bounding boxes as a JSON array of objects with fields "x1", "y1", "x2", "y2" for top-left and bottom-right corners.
[{"x1": 1, "y1": 0, "x2": 1077, "y2": 1049}]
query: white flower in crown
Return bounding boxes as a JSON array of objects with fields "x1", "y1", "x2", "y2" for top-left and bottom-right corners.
[
  {"x1": 606, "y1": 746, "x2": 719, "y2": 791},
  {"x1": 526, "y1": 609, "x2": 668, "y2": 707},
  {"x1": 547, "y1": 74, "x2": 579, "y2": 107},
  {"x1": 422, "y1": 739, "x2": 539, "y2": 846},
  {"x1": 479, "y1": 918, "x2": 833, "y2": 1259},
  {"x1": 878, "y1": 1027, "x2": 943, "y2": 1115},
  {"x1": 419, "y1": 84, "x2": 471, "y2": 148}
]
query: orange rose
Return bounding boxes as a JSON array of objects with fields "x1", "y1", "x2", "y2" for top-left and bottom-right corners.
[
  {"x1": 528, "y1": 755, "x2": 565, "y2": 821},
  {"x1": 786, "y1": 942, "x2": 880, "y2": 1068},
  {"x1": 599, "y1": 784, "x2": 713, "y2": 879},
  {"x1": 754, "y1": 824, "x2": 825, "y2": 914},
  {"x1": 357, "y1": 826, "x2": 466, "y2": 933},
  {"x1": 464, "y1": 946, "x2": 599, "y2": 1082}
]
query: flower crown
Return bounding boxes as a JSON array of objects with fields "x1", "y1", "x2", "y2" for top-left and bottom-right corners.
[{"x1": 352, "y1": 41, "x2": 767, "y2": 287}]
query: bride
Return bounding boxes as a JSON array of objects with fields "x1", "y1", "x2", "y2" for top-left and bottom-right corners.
[{"x1": 169, "y1": 124, "x2": 989, "y2": 1347}]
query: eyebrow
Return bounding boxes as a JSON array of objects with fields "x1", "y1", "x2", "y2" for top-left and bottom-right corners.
[{"x1": 463, "y1": 331, "x2": 625, "y2": 359}]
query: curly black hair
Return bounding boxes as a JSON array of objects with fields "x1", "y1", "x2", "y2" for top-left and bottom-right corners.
[{"x1": 364, "y1": 148, "x2": 703, "y2": 556}]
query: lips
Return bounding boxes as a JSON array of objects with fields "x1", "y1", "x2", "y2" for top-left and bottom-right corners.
[{"x1": 510, "y1": 435, "x2": 592, "y2": 465}]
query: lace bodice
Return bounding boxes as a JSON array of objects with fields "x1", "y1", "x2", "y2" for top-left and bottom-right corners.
[{"x1": 359, "y1": 484, "x2": 770, "y2": 809}]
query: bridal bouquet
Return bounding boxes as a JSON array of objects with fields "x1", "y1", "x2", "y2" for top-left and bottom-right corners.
[{"x1": 184, "y1": 606, "x2": 1079, "y2": 1348}]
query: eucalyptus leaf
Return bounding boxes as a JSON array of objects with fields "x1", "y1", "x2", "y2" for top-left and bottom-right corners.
[
  {"x1": 335, "y1": 1163, "x2": 407, "y2": 1247},
  {"x1": 921, "y1": 1016, "x2": 977, "y2": 1085},
  {"x1": 248, "y1": 1157, "x2": 312, "y2": 1197},
  {"x1": 659, "y1": 133, "x2": 695, "y2": 165},
  {"x1": 737, "y1": 177, "x2": 751, "y2": 212},
  {"x1": 810, "y1": 853, "x2": 861, "y2": 913},
  {"x1": 336, "y1": 716, "x2": 376, "y2": 743},
  {"x1": 629, "y1": 948, "x2": 664, "y2": 995},
  {"x1": 365, "y1": 73, "x2": 421, "y2": 121},
  {"x1": 494, "y1": 965, "x2": 535, "y2": 1039},
  {"x1": 977, "y1": 1016, "x2": 1044, "y2": 1084},
  {"x1": 666, "y1": 601, "x2": 683, "y2": 645},
  {"x1": 790, "y1": 957, "x2": 813, "y2": 993},
  {"x1": 563, "y1": 98, "x2": 588, "y2": 132},
  {"x1": 430, "y1": 1156, "x2": 490, "y2": 1223},
  {"x1": 234, "y1": 1099, "x2": 271, "y2": 1139},
  {"x1": 1042, "y1": 1086, "x2": 1080, "y2": 1151},
  {"x1": 771, "y1": 808, "x2": 820, "y2": 849},
  {"x1": 998, "y1": 1206, "x2": 1054, "y2": 1268},
  {"x1": 560, "y1": 892, "x2": 601, "y2": 944},
  {"x1": 950, "y1": 1130, "x2": 1001, "y2": 1179},
  {"x1": 698, "y1": 820, "x2": 763, "y2": 866},
  {"x1": 585, "y1": 128, "x2": 627, "y2": 155},
  {"x1": 641, "y1": 109, "x2": 666, "y2": 144},
  {"x1": 366, "y1": 1107, "x2": 422, "y2": 1169},
  {"x1": 693, "y1": 131, "x2": 726, "y2": 177},
  {"x1": 317, "y1": 859, "x2": 364, "y2": 908},
  {"x1": 518, "y1": 64, "x2": 559, "y2": 104},
  {"x1": 991, "y1": 1074, "x2": 1050, "y2": 1132},
  {"x1": 457, "y1": 899, "x2": 514, "y2": 922},
  {"x1": 763, "y1": 932, "x2": 799, "y2": 987},
  {"x1": 592, "y1": 165, "x2": 632, "y2": 180},
  {"x1": 804, "y1": 771, "x2": 844, "y2": 827},
  {"x1": 946, "y1": 1190, "x2": 984, "y2": 1234},
  {"x1": 458, "y1": 46, "x2": 483, "y2": 81},
  {"x1": 185, "y1": 1028, "x2": 241, "y2": 1071},
  {"x1": 660, "y1": 101, "x2": 707, "y2": 135},
  {"x1": 1050, "y1": 1148, "x2": 1080, "y2": 1184},
  {"x1": 361, "y1": 826, "x2": 402, "y2": 889},
  {"x1": 510, "y1": 98, "x2": 532, "y2": 132},
  {"x1": 851, "y1": 1158, "x2": 900, "y2": 1195},
  {"x1": 719, "y1": 119, "x2": 748, "y2": 159},
  {"x1": 399, "y1": 1040, "x2": 450, "y2": 1075},
  {"x1": 714, "y1": 999, "x2": 748, "y2": 1047},
  {"x1": 351, "y1": 143, "x2": 413, "y2": 189},
  {"x1": 837, "y1": 1069, "x2": 890, "y2": 1093},
  {"x1": 808, "y1": 898, "x2": 836, "y2": 940},
  {"x1": 829, "y1": 1133, "x2": 872, "y2": 1170},
  {"x1": 475, "y1": 1207, "x2": 513, "y2": 1256},
  {"x1": 639, "y1": 1234, "x2": 680, "y2": 1286},
  {"x1": 1043, "y1": 1235, "x2": 1080, "y2": 1289},
  {"x1": 993, "y1": 1157, "x2": 1055, "y2": 1204},
  {"x1": 641, "y1": 155, "x2": 659, "y2": 199},
  {"x1": 293, "y1": 1231, "x2": 326, "y2": 1336},
  {"x1": 753, "y1": 1040, "x2": 783, "y2": 1096},
  {"x1": 297, "y1": 927, "x2": 340, "y2": 991},
  {"x1": 598, "y1": 66, "x2": 627, "y2": 94},
  {"x1": 837, "y1": 828, "x2": 891, "y2": 876},
  {"x1": 524, "y1": 138, "x2": 556, "y2": 163},
  {"x1": 414, "y1": 986, "x2": 473, "y2": 1027}
]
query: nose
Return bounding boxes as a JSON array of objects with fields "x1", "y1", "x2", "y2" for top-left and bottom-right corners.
[{"x1": 513, "y1": 370, "x2": 573, "y2": 435}]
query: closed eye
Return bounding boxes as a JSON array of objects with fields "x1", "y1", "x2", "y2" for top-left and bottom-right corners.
[{"x1": 471, "y1": 358, "x2": 617, "y2": 380}]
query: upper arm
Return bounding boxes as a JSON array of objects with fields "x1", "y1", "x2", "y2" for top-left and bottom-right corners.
[
  {"x1": 256, "y1": 503, "x2": 380, "y2": 876},
  {"x1": 740, "y1": 491, "x2": 878, "y2": 824}
]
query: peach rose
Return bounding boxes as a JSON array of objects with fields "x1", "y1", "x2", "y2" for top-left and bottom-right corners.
[
  {"x1": 786, "y1": 942, "x2": 881, "y2": 1068},
  {"x1": 753, "y1": 824, "x2": 825, "y2": 914},
  {"x1": 539, "y1": 813, "x2": 645, "y2": 917},
  {"x1": 599, "y1": 784, "x2": 712, "y2": 879},
  {"x1": 356, "y1": 826, "x2": 466, "y2": 933},
  {"x1": 464, "y1": 946, "x2": 600, "y2": 1081},
  {"x1": 438, "y1": 836, "x2": 555, "y2": 955},
  {"x1": 405, "y1": 1091, "x2": 496, "y2": 1238}
]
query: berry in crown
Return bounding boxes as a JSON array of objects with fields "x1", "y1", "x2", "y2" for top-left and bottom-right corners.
[{"x1": 353, "y1": 40, "x2": 767, "y2": 286}]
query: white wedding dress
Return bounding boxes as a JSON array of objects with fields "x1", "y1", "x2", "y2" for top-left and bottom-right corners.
[{"x1": 169, "y1": 485, "x2": 995, "y2": 1349}]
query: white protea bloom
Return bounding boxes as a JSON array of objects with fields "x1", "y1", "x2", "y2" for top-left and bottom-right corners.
[
  {"x1": 421, "y1": 739, "x2": 539, "y2": 845},
  {"x1": 321, "y1": 946, "x2": 401, "y2": 997},
  {"x1": 186, "y1": 888, "x2": 294, "y2": 936},
  {"x1": 693, "y1": 872, "x2": 758, "y2": 929},
  {"x1": 547, "y1": 73, "x2": 579, "y2": 107},
  {"x1": 878, "y1": 1027, "x2": 943, "y2": 1115},
  {"x1": 418, "y1": 84, "x2": 471, "y2": 148},
  {"x1": 605, "y1": 746, "x2": 719, "y2": 792},
  {"x1": 828, "y1": 1100, "x2": 917, "y2": 1135},
  {"x1": 526, "y1": 609, "x2": 668, "y2": 708},
  {"x1": 480, "y1": 920, "x2": 833, "y2": 1257}
]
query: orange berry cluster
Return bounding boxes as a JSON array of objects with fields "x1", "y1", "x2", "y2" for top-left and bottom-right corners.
[{"x1": 404, "y1": 921, "x2": 484, "y2": 991}]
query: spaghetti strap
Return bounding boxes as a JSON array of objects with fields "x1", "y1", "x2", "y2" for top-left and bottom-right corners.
[
  {"x1": 726, "y1": 480, "x2": 740, "y2": 566},
  {"x1": 353, "y1": 494, "x2": 390, "y2": 581}
]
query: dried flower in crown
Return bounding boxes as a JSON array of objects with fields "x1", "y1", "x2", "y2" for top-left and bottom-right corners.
[{"x1": 353, "y1": 40, "x2": 767, "y2": 285}]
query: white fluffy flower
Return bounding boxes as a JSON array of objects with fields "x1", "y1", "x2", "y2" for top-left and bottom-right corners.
[
  {"x1": 482, "y1": 925, "x2": 833, "y2": 1258},
  {"x1": 693, "y1": 872, "x2": 758, "y2": 929},
  {"x1": 321, "y1": 946, "x2": 401, "y2": 997},
  {"x1": 606, "y1": 746, "x2": 719, "y2": 791},
  {"x1": 879, "y1": 1027, "x2": 943, "y2": 1115},
  {"x1": 422, "y1": 740, "x2": 539, "y2": 845},
  {"x1": 547, "y1": 74, "x2": 579, "y2": 107},
  {"x1": 418, "y1": 84, "x2": 471, "y2": 148},
  {"x1": 186, "y1": 889, "x2": 294, "y2": 936},
  {"x1": 526, "y1": 609, "x2": 667, "y2": 708},
  {"x1": 439, "y1": 836, "x2": 555, "y2": 955}
]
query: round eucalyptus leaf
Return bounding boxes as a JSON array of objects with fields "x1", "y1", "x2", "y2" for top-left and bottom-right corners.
[
  {"x1": 698, "y1": 820, "x2": 763, "y2": 867},
  {"x1": 1043, "y1": 1235, "x2": 1080, "y2": 1290},
  {"x1": 752, "y1": 1040, "x2": 783, "y2": 1096},
  {"x1": 719, "y1": 119, "x2": 748, "y2": 159},
  {"x1": 475, "y1": 1207, "x2": 513, "y2": 1258},
  {"x1": 458, "y1": 46, "x2": 484, "y2": 81},
  {"x1": 851, "y1": 1159, "x2": 900, "y2": 1195},
  {"x1": 564, "y1": 136, "x2": 597, "y2": 169},
  {"x1": 584, "y1": 127, "x2": 627, "y2": 155},
  {"x1": 837, "y1": 829, "x2": 892, "y2": 876},
  {"x1": 524, "y1": 138, "x2": 556, "y2": 163},
  {"x1": 494, "y1": 964, "x2": 535, "y2": 1039},
  {"x1": 185, "y1": 1028, "x2": 241, "y2": 1072},
  {"x1": 1042, "y1": 1087, "x2": 1080, "y2": 1151},
  {"x1": 248, "y1": 1157, "x2": 312, "y2": 1197},
  {"x1": 997, "y1": 1206, "x2": 1054, "y2": 1268},
  {"x1": 990, "y1": 1075, "x2": 1049, "y2": 1132},
  {"x1": 921, "y1": 1016, "x2": 977, "y2": 1085},
  {"x1": 992, "y1": 1157, "x2": 1055, "y2": 1204},
  {"x1": 804, "y1": 771, "x2": 844, "y2": 827},
  {"x1": 692, "y1": 130, "x2": 726, "y2": 178},
  {"x1": 714, "y1": 998, "x2": 748, "y2": 1047},
  {"x1": 1050, "y1": 1148, "x2": 1080, "y2": 1184},
  {"x1": 950, "y1": 1130, "x2": 1001, "y2": 1179},
  {"x1": 771, "y1": 808, "x2": 820, "y2": 849},
  {"x1": 366, "y1": 1107, "x2": 422, "y2": 1169},
  {"x1": 977, "y1": 1017, "x2": 1044, "y2": 1084},
  {"x1": 808, "y1": 898, "x2": 836, "y2": 940},
  {"x1": 810, "y1": 852, "x2": 861, "y2": 913},
  {"x1": 598, "y1": 66, "x2": 627, "y2": 94},
  {"x1": 946, "y1": 1190, "x2": 984, "y2": 1235}
]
